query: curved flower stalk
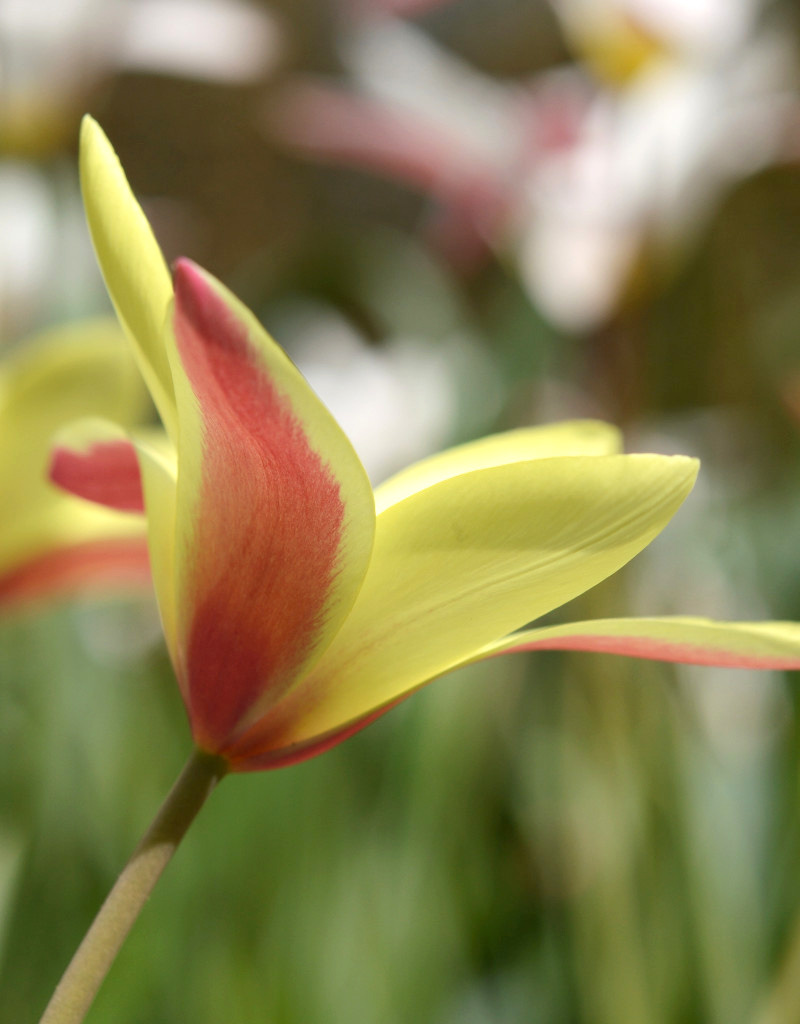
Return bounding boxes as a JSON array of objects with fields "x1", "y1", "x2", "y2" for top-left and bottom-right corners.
[
  {"x1": 38, "y1": 117, "x2": 800, "y2": 1024},
  {"x1": 0, "y1": 320, "x2": 151, "y2": 608}
]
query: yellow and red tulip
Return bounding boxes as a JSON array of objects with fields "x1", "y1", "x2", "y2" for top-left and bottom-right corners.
[
  {"x1": 0, "y1": 320, "x2": 150, "y2": 608},
  {"x1": 51, "y1": 117, "x2": 800, "y2": 773}
]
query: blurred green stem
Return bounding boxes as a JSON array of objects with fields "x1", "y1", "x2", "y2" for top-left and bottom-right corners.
[{"x1": 38, "y1": 749, "x2": 228, "y2": 1024}]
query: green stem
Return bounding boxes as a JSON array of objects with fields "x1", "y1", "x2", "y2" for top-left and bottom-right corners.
[{"x1": 38, "y1": 748, "x2": 228, "y2": 1024}]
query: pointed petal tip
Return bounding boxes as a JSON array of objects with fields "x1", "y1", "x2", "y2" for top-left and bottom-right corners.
[
  {"x1": 172, "y1": 258, "x2": 212, "y2": 303},
  {"x1": 171, "y1": 256, "x2": 202, "y2": 284},
  {"x1": 172, "y1": 259, "x2": 219, "y2": 330},
  {"x1": 78, "y1": 111, "x2": 179, "y2": 441},
  {"x1": 640, "y1": 452, "x2": 699, "y2": 500},
  {"x1": 677, "y1": 453, "x2": 700, "y2": 487},
  {"x1": 79, "y1": 114, "x2": 112, "y2": 166},
  {"x1": 79, "y1": 113, "x2": 96, "y2": 142},
  {"x1": 656, "y1": 453, "x2": 699, "y2": 474}
]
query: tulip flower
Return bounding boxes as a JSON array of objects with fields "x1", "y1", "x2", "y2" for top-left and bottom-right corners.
[
  {"x1": 38, "y1": 118, "x2": 800, "y2": 1024},
  {"x1": 51, "y1": 117, "x2": 708, "y2": 773},
  {"x1": 0, "y1": 320, "x2": 150, "y2": 609}
]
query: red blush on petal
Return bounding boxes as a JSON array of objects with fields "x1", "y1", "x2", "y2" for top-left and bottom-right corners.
[
  {"x1": 503, "y1": 633, "x2": 800, "y2": 669},
  {"x1": 50, "y1": 439, "x2": 145, "y2": 512},
  {"x1": 173, "y1": 260, "x2": 345, "y2": 750},
  {"x1": 0, "y1": 537, "x2": 151, "y2": 608}
]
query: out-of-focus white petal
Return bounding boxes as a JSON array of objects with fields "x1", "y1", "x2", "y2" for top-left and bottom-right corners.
[
  {"x1": 277, "y1": 302, "x2": 502, "y2": 484},
  {"x1": 345, "y1": 17, "x2": 519, "y2": 173},
  {"x1": 115, "y1": 0, "x2": 283, "y2": 83},
  {"x1": 623, "y1": 0, "x2": 760, "y2": 56},
  {"x1": 517, "y1": 11, "x2": 796, "y2": 329}
]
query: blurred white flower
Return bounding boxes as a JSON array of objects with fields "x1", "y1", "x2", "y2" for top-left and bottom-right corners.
[
  {"x1": 580, "y1": 0, "x2": 760, "y2": 56},
  {"x1": 1, "y1": 0, "x2": 283, "y2": 337},
  {"x1": 115, "y1": 0, "x2": 283, "y2": 83},
  {"x1": 273, "y1": 1, "x2": 798, "y2": 331},
  {"x1": 530, "y1": 0, "x2": 797, "y2": 328},
  {"x1": 270, "y1": 299, "x2": 501, "y2": 484},
  {"x1": 0, "y1": 0, "x2": 117, "y2": 153},
  {"x1": 0, "y1": 163, "x2": 100, "y2": 340},
  {"x1": 0, "y1": 165, "x2": 53, "y2": 333}
]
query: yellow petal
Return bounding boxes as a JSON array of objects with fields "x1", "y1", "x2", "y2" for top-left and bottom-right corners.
[
  {"x1": 0, "y1": 320, "x2": 149, "y2": 580},
  {"x1": 263, "y1": 452, "x2": 698, "y2": 746},
  {"x1": 374, "y1": 419, "x2": 623, "y2": 513},
  {"x1": 51, "y1": 416, "x2": 172, "y2": 517},
  {"x1": 48, "y1": 414, "x2": 176, "y2": 649},
  {"x1": 79, "y1": 116, "x2": 177, "y2": 439},
  {"x1": 134, "y1": 430, "x2": 180, "y2": 670}
]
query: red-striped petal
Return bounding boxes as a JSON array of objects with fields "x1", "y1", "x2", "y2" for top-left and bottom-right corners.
[
  {"x1": 170, "y1": 260, "x2": 374, "y2": 750},
  {"x1": 476, "y1": 617, "x2": 800, "y2": 670}
]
